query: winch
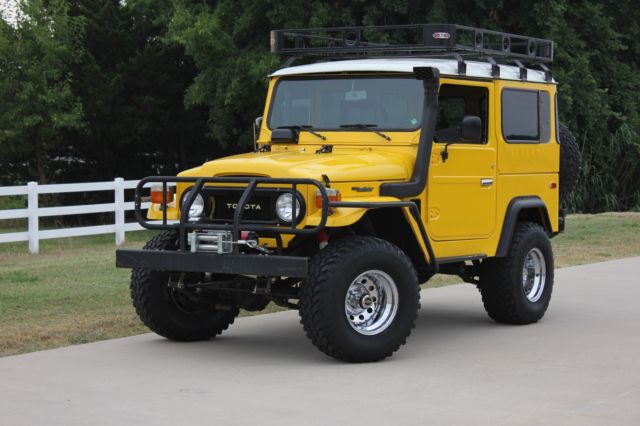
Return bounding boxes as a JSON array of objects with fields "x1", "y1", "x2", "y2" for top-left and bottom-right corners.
[
  {"x1": 188, "y1": 231, "x2": 234, "y2": 253},
  {"x1": 188, "y1": 230, "x2": 271, "y2": 254}
]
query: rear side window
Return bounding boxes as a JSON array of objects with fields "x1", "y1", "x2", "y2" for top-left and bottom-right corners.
[{"x1": 502, "y1": 89, "x2": 551, "y2": 143}]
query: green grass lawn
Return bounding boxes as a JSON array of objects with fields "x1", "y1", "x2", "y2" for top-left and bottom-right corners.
[{"x1": 1, "y1": 212, "x2": 639, "y2": 357}]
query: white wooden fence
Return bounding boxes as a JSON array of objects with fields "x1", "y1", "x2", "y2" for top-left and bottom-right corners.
[{"x1": 0, "y1": 178, "x2": 151, "y2": 254}]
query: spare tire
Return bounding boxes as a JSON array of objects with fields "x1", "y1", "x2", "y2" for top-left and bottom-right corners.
[{"x1": 559, "y1": 123, "x2": 581, "y2": 200}]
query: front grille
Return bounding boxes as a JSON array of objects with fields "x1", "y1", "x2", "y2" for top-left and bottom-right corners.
[{"x1": 204, "y1": 187, "x2": 279, "y2": 223}]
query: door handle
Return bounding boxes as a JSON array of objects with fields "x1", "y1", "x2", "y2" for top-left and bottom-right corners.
[{"x1": 480, "y1": 178, "x2": 493, "y2": 187}]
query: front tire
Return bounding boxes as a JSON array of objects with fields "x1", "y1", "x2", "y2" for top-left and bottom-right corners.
[
  {"x1": 299, "y1": 237, "x2": 420, "y2": 362},
  {"x1": 479, "y1": 222, "x2": 554, "y2": 324},
  {"x1": 130, "y1": 231, "x2": 239, "y2": 341}
]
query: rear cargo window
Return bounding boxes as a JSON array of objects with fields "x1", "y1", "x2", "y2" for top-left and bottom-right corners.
[{"x1": 502, "y1": 89, "x2": 551, "y2": 143}]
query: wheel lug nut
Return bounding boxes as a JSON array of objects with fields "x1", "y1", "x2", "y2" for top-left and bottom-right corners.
[{"x1": 360, "y1": 294, "x2": 374, "y2": 308}]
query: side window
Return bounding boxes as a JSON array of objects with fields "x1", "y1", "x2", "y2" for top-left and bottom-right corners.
[
  {"x1": 438, "y1": 98, "x2": 466, "y2": 129},
  {"x1": 435, "y1": 84, "x2": 489, "y2": 144},
  {"x1": 502, "y1": 89, "x2": 551, "y2": 143}
]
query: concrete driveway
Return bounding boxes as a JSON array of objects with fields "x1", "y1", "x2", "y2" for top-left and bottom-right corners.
[{"x1": 1, "y1": 257, "x2": 639, "y2": 425}]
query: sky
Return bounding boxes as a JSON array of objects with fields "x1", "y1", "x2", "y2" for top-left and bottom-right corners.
[{"x1": 0, "y1": 0, "x2": 17, "y2": 24}]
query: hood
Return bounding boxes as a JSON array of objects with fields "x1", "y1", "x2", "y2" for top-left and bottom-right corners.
[{"x1": 179, "y1": 147, "x2": 414, "y2": 182}]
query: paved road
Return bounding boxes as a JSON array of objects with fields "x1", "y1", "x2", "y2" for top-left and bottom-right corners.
[{"x1": 1, "y1": 258, "x2": 639, "y2": 425}]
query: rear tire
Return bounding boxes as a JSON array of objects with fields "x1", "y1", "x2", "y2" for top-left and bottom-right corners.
[
  {"x1": 479, "y1": 222, "x2": 554, "y2": 324},
  {"x1": 299, "y1": 237, "x2": 420, "y2": 362},
  {"x1": 130, "y1": 231, "x2": 239, "y2": 341}
]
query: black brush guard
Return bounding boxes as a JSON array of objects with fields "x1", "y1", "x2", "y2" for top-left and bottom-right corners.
[
  {"x1": 131, "y1": 176, "x2": 329, "y2": 251},
  {"x1": 115, "y1": 176, "x2": 438, "y2": 278}
]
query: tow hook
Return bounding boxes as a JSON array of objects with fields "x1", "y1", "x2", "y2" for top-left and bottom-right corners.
[{"x1": 240, "y1": 239, "x2": 272, "y2": 254}]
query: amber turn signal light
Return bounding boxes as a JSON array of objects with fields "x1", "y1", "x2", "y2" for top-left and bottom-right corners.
[
  {"x1": 316, "y1": 188, "x2": 341, "y2": 208},
  {"x1": 150, "y1": 185, "x2": 175, "y2": 204}
]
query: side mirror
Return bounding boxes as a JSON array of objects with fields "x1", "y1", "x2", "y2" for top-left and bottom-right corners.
[
  {"x1": 439, "y1": 115, "x2": 482, "y2": 163},
  {"x1": 253, "y1": 116, "x2": 263, "y2": 141},
  {"x1": 271, "y1": 128, "x2": 298, "y2": 143},
  {"x1": 459, "y1": 115, "x2": 482, "y2": 143}
]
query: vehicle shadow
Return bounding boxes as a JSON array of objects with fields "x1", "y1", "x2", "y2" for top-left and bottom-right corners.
[{"x1": 138, "y1": 295, "x2": 501, "y2": 365}]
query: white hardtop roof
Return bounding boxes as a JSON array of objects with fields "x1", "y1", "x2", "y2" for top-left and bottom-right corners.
[{"x1": 270, "y1": 58, "x2": 555, "y2": 83}]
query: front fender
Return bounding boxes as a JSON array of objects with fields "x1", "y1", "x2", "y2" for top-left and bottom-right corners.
[{"x1": 305, "y1": 196, "x2": 402, "y2": 228}]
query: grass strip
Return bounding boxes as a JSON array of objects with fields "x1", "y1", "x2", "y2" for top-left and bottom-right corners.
[{"x1": 1, "y1": 212, "x2": 639, "y2": 357}]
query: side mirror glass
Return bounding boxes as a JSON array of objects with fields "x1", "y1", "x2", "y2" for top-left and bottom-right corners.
[{"x1": 459, "y1": 115, "x2": 482, "y2": 143}]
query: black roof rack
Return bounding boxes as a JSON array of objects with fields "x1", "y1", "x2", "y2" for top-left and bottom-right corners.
[{"x1": 270, "y1": 24, "x2": 553, "y2": 65}]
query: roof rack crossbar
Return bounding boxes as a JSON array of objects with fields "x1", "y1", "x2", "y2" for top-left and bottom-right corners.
[{"x1": 270, "y1": 24, "x2": 553, "y2": 64}]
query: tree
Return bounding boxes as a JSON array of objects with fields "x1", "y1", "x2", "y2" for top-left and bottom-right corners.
[
  {"x1": 168, "y1": 0, "x2": 640, "y2": 212},
  {"x1": 0, "y1": 0, "x2": 85, "y2": 184},
  {"x1": 168, "y1": 0, "x2": 280, "y2": 151},
  {"x1": 1, "y1": 0, "x2": 638, "y2": 211},
  {"x1": 60, "y1": 0, "x2": 210, "y2": 182}
]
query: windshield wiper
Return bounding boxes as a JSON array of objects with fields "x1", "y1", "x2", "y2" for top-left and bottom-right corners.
[
  {"x1": 339, "y1": 123, "x2": 391, "y2": 141},
  {"x1": 277, "y1": 125, "x2": 326, "y2": 141}
]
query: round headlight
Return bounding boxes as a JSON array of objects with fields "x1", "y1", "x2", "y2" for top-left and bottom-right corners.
[
  {"x1": 276, "y1": 193, "x2": 301, "y2": 223},
  {"x1": 181, "y1": 191, "x2": 206, "y2": 218}
]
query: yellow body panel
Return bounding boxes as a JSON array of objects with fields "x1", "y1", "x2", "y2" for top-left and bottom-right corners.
[
  {"x1": 427, "y1": 78, "x2": 497, "y2": 241},
  {"x1": 495, "y1": 80, "x2": 560, "y2": 175},
  {"x1": 148, "y1": 74, "x2": 560, "y2": 262},
  {"x1": 147, "y1": 197, "x2": 179, "y2": 220},
  {"x1": 181, "y1": 147, "x2": 416, "y2": 182},
  {"x1": 306, "y1": 196, "x2": 400, "y2": 227}
]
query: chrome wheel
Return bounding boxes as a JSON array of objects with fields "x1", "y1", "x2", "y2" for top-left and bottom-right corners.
[
  {"x1": 522, "y1": 248, "x2": 546, "y2": 302},
  {"x1": 345, "y1": 270, "x2": 399, "y2": 336}
]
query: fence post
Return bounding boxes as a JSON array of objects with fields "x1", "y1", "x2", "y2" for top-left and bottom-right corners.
[
  {"x1": 27, "y1": 181, "x2": 39, "y2": 254},
  {"x1": 114, "y1": 177, "x2": 125, "y2": 245}
]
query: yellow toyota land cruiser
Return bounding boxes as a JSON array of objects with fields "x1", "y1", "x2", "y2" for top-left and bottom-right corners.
[{"x1": 116, "y1": 24, "x2": 581, "y2": 362}]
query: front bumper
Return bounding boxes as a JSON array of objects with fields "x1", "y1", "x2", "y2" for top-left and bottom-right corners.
[{"x1": 116, "y1": 249, "x2": 308, "y2": 278}]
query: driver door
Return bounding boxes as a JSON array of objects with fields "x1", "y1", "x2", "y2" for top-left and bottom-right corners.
[{"x1": 427, "y1": 80, "x2": 497, "y2": 241}]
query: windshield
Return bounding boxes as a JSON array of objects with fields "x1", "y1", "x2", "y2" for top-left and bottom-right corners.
[{"x1": 268, "y1": 77, "x2": 424, "y2": 131}]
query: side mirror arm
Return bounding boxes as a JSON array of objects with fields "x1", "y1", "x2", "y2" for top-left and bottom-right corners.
[{"x1": 440, "y1": 142, "x2": 455, "y2": 163}]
